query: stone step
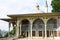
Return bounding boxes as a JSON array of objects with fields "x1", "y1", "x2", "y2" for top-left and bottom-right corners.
[
  {"x1": 17, "y1": 37, "x2": 60, "y2": 40},
  {"x1": 1, "y1": 37, "x2": 60, "y2": 40}
]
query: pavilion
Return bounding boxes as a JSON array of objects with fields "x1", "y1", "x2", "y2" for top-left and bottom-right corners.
[
  {"x1": 0, "y1": 13, "x2": 60, "y2": 40},
  {"x1": 0, "y1": 2, "x2": 60, "y2": 40}
]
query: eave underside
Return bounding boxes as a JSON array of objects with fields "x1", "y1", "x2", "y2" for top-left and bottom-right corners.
[{"x1": 0, "y1": 13, "x2": 60, "y2": 22}]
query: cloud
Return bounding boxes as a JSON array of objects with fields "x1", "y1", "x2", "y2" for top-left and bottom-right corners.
[
  {"x1": 0, "y1": 0, "x2": 52, "y2": 31},
  {"x1": 0, "y1": 0, "x2": 36, "y2": 31},
  {"x1": 47, "y1": 0, "x2": 52, "y2": 12},
  {"x1": 0, "y1": 20, "x2": 8, "y2": 31},
  {"x1": 0, "y1": 0, "x2": 52, "y2": 15},
  {"x1": 0, "y1": 0, "x2": 37, "y2": 14}
]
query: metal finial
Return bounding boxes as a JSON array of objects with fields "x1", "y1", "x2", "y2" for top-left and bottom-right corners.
[
  {"x1": 36, "y1": 3, "x2": 40, "y2": 13},
  {"x1": 46, "y1": 0, "x2": 48, "y2": 13},
  {"x1": 36, "y1": 3, "x2": 40, "y2": 10}
]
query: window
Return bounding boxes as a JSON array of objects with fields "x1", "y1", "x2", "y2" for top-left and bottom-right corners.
[
  {"x1": 39, "y1": 31, "x2": 42, "y2": 37},
  {"x1": 53, "y1": 31, "x2": 57, "y2": 37},
  {"x1": 47, "y1": 31, "x2": 50, "y2": 37},
  {"x1": 32, "y1": 31, "x2": 35, "y2": 36},
  {"x1": 53, "y1": 20, "x2": 57, "y2": 28},
  {"x1": 47, "y1": 18, "x2": 57, "y2": 29},
  {"x1": 27, "y1": 32, "x2": 28, "y2": 37},
  {"x1": 33, "y1": 19, "x2": 44, "y2": 30}
]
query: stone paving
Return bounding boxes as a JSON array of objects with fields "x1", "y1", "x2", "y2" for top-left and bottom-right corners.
[{"x1": 0, "y1": 37, "x2": 60, "y2": 40}]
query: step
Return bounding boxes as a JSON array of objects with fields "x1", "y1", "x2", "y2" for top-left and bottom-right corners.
[{"x1": 17, "y1": 37, "x2": 60, "y2": 40}]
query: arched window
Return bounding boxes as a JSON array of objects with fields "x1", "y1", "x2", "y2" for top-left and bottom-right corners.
[
  {"x1": 33, "y1": 19, "x2": 44, "y2": 30},
  {"x1": 21, "y1": 19, "x2": 30, "y2": 37},
  {"x1": 47, "y1": 18, "x2": 57, "y2": 29},
  {"x1": 32, "y1": 18, "x2": 44, "y2": 37},
  {"x1": 47, "y1": 18, "x2": 57, "y2": 37},
  {"x1": 21, "y1": 19, "x2": 30, "y2": 31}
]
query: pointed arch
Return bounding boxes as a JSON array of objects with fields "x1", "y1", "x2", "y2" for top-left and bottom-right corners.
[
  {"x1": 47, "y1": 18, "x2": 57, "y2": 29},
  {"x1": 21, "y1": 19, "x2": 30, "y2": 37},
  {"x1": 33, "y1": 18, "x2": 44, "y2": 30},
  {"x1": 32, "y1": 18, "x2": 44, "y2": 37},
  {"x1": 47, "y1": 18, "x2": 57, "y2": 37},
  {"x1": 47, "y1": 18, "x2": 57, "y2": 24}
]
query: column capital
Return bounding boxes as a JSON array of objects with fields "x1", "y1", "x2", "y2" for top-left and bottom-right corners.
[{"x1": 44, "y1": 18, "x2": 48, "y2": 24}]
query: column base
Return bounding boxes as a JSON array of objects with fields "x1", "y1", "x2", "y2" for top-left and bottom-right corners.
[
  {"x1": 18, "y1": 35, "x2": 26, "y2": 38},
  {"x1": 18, "y1": 35, "x2": 22, "y2": 38}
]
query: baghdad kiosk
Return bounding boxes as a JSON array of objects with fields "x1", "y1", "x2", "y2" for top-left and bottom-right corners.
[{"x1": 0, "y1": 1, "x2": 60, "y2": 40}]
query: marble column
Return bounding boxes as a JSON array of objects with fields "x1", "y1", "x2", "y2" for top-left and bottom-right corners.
[
  {"x1": 19, "y1": 23, "x2": 22, "y2": 36},
  {"x1": 45, "y1": 23, "x2": 47, "y2": 38},
  {"x1": 57, "y1": 19, "x2": 60, "y2": 37},
  {"x1": 8, "y1": 21, "x2": 11, "y2": 37},
  {"x1": 44, "y1": 18, "x2": 47, "y2": 39},
  {"x1": 30, "y1": 21, "x2": 33, "y2": 38},
  {"x1": 16, "y1": 20, "x2": 20, "y2": 38}
]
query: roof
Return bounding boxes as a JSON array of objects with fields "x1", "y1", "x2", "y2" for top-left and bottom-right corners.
[
  {"x1": 0, "y1": 18, "x2": 16, "y2": 22},
  {"x1": 7, "y1": 12, "x2": 60, "y2": 18},
  {"x1": 8, "y1": 12, "x2": 60, "y2": 16},
  {"x1": 0, "y1": 12, "x2": 60, "y2": 22}
]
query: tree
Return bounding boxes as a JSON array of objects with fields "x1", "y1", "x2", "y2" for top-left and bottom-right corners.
[
  {"x1": 51, "y1": 0, "x2": 60, "y2": 12},
  {"x1": 10, "y1": 26, "x2": 16, "y2": 35},
  {"x1": 4, "y1": 26, "x2": 16, "y2": 37},
  {"x1": 0, "y1": 33, "x2": 2, "y2": 38}
]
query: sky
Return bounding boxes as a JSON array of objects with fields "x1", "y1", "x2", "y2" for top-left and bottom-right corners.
[{"x1": 0, "y1": 0, "x2": 52, "y2": 31}]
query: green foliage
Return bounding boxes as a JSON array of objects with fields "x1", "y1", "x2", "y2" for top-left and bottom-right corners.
[
  {"x1": 10, "y1": 26, "x2": 16, "y2": 35},
  {"x1": 51, "y1": 0, "x2": 60, "y2": 12},
  {"x1": 4, "y1": 33, "x2": 8, "y2": 37},
  {"x1": 4, "y1": 26, "x2": 16, "y2": 37},
  {"x1": 0, "y1": 33, "x2": 2, "y2": 38}
]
